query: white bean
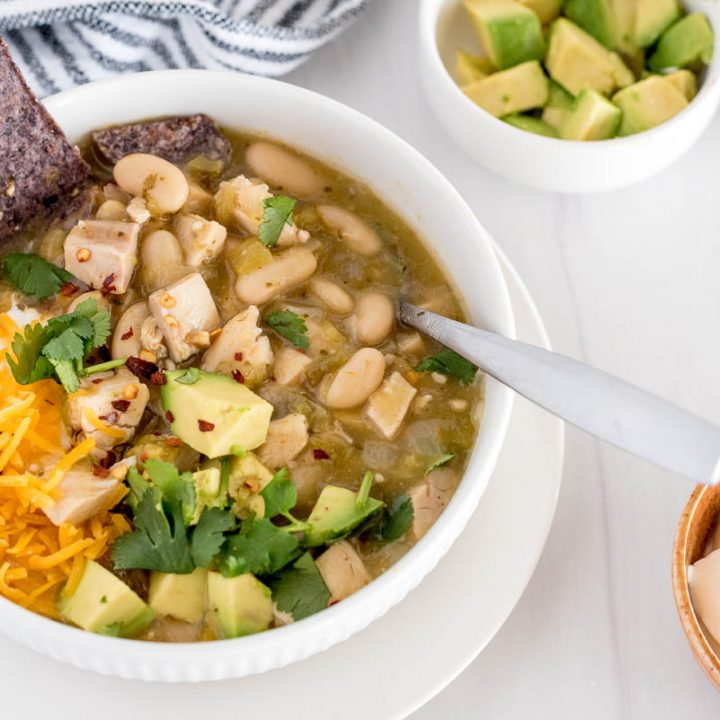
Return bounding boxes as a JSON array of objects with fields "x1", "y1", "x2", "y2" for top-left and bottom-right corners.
[
  {"x1": 95, "y1": 199, "x2": 127, "y2": 221},
  {"x1": 111, "y1": 301, "x2": 149, "y2": 359},
  {"x1": 68, "y1": 290, "x2": 110, "y2": 314},
  {"x1": 324, "y1": 348, "x2": 385, "y2": 409},
  {"x1": 352, "y1": 292, "x2": 394, "y2": 346},
  {"x1": 309, "y1": 277, "x2": 354, "y2": 315},
  {"x1": 113, "y1": 153, "x2": 189, "y2": 216},
  {"x1": 140, "y1": 230, "x2": 189, "y2": 291},
  {"x1": 316, "y1": 205, "x2": 382, "y2": 257},
  {"x1": 235, "y1": 247, "x2": 317, "y2": 305},
  {"x1": 246, "y1": 141, "x2": 325, "y2": 198}
]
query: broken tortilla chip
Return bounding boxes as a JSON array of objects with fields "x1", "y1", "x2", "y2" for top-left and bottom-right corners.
[
  {"x1": 0, "y1": 37, "x2": 90, "y2": 242},
  {"x1": 92, "y1": 114, "x2": 232, "y2": 165}
]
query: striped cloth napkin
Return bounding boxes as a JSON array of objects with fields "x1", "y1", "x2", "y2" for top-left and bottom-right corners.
[{"x1": 0, "y1": 0, "x2": 369, "y2": 97}]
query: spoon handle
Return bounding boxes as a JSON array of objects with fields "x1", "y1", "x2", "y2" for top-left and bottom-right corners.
[{"x1": 400, "y1": 303, "x2": 720, "y2": 485}]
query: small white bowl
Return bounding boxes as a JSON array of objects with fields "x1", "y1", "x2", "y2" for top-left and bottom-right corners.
[
  {"x1": 0, "y1": 69, "x2": 515, "y2": 681},
  {"x1": 419, "y1": 0, "x2": 720, "y2": 193}
]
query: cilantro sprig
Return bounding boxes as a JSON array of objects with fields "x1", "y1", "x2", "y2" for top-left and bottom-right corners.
[
  {"x1": 7, "y1": 299, "x2": 112, "y2": 392},
  {"x1": 3, "y1": 253, "x2": 77, "y2": 300},
  {"x1": 113, "y1": 460, "x2": 237, "y2": 574},
  {"x1": 258, "y1": 195, "x2": 297, "y2": 248},
  {"x1": 267, "y1": 553, "x2": 331, "y2": 621},
  {"x1": 265, "y1": 310, "x2": 309, "y2": 349},
  {"x1": 426, "y1": 453, "x2": 455, "y2": 475},
  {"x1": 381, "y1": 495, "x2": 414, "y2": 541},
  {"x1": 416, "y1": 348, "x2": 477, "y2": 385}
]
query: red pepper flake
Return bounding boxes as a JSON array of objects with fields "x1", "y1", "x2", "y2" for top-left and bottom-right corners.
[
  {"x1": 313, "y1": 448, "x2": 330, "y2": 460},
  {"x1": 101, "y1": 273, "x2": 116, "y2": 295},
  {"x1": 126, "y1": 355, "x2": 159, "y2": 380},
  {"x1": 163, "y1": 436, "x2": 182, "y2": 447},
  {"x1": 198, "y1": 419, "x2": 215, "y2": 432},
  {"x1": 150, "y1": 370, "x2": 167, "y2": 385},
  {"x1": 120, "y1": 327, "x2": 134, "y2": 341},
  {"x1": 234, "y1": 352, "x2": 243, "y2": 361},
  {"x1": 111, "y1": 399, "x2": 131, "y2": 413},
  {"x1": 91, "y1": 378, "x2": 104, "y2": 385},
  {"x1": 100, "y1": 451, "x2": 116, "y2": 469},
  {"x1": 165, "y1": 410, "x2": 175, "y2": 423},
  {"x1": 60, "y1": 282, "x2": 78, "y2": 297},
  {"x1": 92, "y1": 465, "x2": 110, "y2": 478},
  {"x1": 231, "y1": 369, "x2": 245, "y2": 384}
]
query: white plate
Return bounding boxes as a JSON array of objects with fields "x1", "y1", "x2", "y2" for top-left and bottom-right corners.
[{"x1": 0, "y1": 247, "x2": 563, "y2": 719}]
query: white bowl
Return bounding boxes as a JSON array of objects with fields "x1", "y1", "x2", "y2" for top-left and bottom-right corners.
[
  {"x1": 419, "y1": 0, "x2": 720, "y2": 193},
  {"x1": 0, "y1": 70, "x2": 515, "y2": 681}
]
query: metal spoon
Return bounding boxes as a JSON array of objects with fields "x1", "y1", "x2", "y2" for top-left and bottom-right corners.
[{"x1": 399, "y1": 302, "x2": 720, "y2": 486}]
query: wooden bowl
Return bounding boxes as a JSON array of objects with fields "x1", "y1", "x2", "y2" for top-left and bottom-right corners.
[{"x1": 673, "y1": 484, "x2": 720, "y2": 690}]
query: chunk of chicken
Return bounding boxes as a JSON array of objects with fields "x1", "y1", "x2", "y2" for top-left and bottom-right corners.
[
  {"x1": 365, "y1": 372, "x2": 417, "y2": 439},
  {"x1": 396, "y1": 331, "x2": 425, "y2": 357},
  {"x1": 182, "y1": 178, "x2": 212, "y2": 215},
  {"x1": 316, "y1": 541, "x2": 371, "y2": 603},
  {"x1": 257, "y1": 413, "x2": 309, "y2": 469},
  {"x1": 213, "y1": 175, "x2": 309, "y2": 246},
  {"x1": 273, "y1": 346, "x2": 312, "y2": 386},
  {"x1": 148, "y1": 272, "x2": 220, "y2": 363},
  {"x1": 201, "y1": 305, "x2": 273, "y2": 388},
  {"x1": 66, "y1": 368, "x2": 150, "y2": 460},
  {"x1": 174, "y1": 213, "x2": 227, "y2": 267},
  {"x1": 44, "y1": 461, "x2": 122, "y2": 526},
  {"x1": 64, "y1": 219, "x2": 139, "y2": 294},
  {"x1": 407, "y1": 468, "x2": 456, "y2": 541}
]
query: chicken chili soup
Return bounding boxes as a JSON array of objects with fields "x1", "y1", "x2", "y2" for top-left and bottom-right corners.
[{"x1": 0, "y1": 116, "x2": 484, "y2": 642}]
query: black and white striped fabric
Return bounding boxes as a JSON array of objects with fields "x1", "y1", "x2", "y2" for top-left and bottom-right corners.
[{"x1": 0, "y1": 0, "x2": 370, "y2": 97}]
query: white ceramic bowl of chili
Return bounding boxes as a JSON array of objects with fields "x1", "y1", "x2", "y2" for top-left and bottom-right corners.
[{"x1": 0, "y1": 69, "x2": 515, "y2": 681}]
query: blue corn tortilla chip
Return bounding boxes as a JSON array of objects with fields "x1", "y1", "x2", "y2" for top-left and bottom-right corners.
[
  {"x1": 92, "y1": 114, "x2": 232, "y2": 165},
  {"x1": 0, "y1": 37, "x2": 90, "y2": 242}
]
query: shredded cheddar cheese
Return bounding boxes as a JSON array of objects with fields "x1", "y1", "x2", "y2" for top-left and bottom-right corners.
[{"x1": 0, "y1": 315, "x2": 128, "y2": 619}]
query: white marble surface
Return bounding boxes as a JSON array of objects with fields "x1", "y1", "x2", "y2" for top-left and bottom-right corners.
[{"x1": 286, "y1": 0, "x2": 720, "y2": 716}]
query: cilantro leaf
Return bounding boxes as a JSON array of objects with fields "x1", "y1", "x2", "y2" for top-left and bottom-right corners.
[
  {"x1": 416, "y1": 348, "x2": 477, "y2": 385},
  {"x1": 264, "y1": 310, "x2": 309, "y2": 349},
  {"x1": 3, "y1": 253, "x2": 76, "y2": 300},
  {"x1": 111, "y1": 488, "x2": 194, "y2": 574},
  {"x1": 191, "y1": 507, "x2": 237, "y2": 568},
  {"x1": 425, "y1": 453, "x2": 455, "y2": 475},
  {"x1": 382, "y1": 495, "x2": 414, "y2": 541},
  {"x1": 144, "y1": 458, "x2": 196, "y2": 526},
  {"x1": 260, "y1": 468, "x2": 297, "y2": 518},
  {"x1": 268, "y1": 553, "x2": 330, "y2": 621},
  {"x1": 258, "y1": 195, "x2": 297, "y2": 248},
  {"x1": 5, "y1": 299, "x2": 112, "y2": 392},
  {"x1": 6, "y1": 322, "x2": 55, "y2": 385},
  {"x1": 219, "y1": 517, "x2": 300, "y2": 577}
]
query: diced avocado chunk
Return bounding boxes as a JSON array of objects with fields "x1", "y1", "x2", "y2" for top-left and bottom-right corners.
[
  {"x1": 635, "y1": 0, "x2": 680, "y2": 48},
  {"x1": 518, "y1": 0, "x2": 562, "y2": 25},
  {"x1": 664, "y1": 69, "x2": 698, "y2": 100},
  {"x1": 58, "y1": 560, "x2": 153, "y2": 638},
  {"x1": 503, "y1": 113, "x2": 559, "y2": 137},
  {"x1": 546, "y1": 18, "x2": 634, "y2": 96},
  {"x1": 542, "y1": 105, "x2": 572, "y2": 129},
  {"x1": 613, "y1": 75, "x2": 688, "y2": 136},
  {"x1": 564, "y1": 0, "x2": 615, "y2": 48},
  {"x1": 455, "y1": 50, "x2": 493, "y2": 85},
  {"x1": 226, "y1": 451, "x2": 274, "y2": 518},
  {"x1": 548, "y1": 79, "x2": 576, "y2": 108},
  {"x1": 463, "y1": 60, "x2": 549, "y2": 117},
  {"x1": 560, "y1": 88, "x2": 622, "y2": 140},
  {"x1": 161, "y1": 369, "x2": 273, "y2": 459},
  {"x1": 303, "y1": 485, "x2": 384, "y2": 547},
  {"x1": 463, "y1": 0, "x2": 545, "y2": 70},
  {"x1": 648, "y1": 13, "x2": 714, "y2": 72},
  {"x1": 207, "y1": 572, "x2": 273, "y2": 638},
  {"x1": 148, "y1": 568, "x2": 207, "y2": 624}
]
